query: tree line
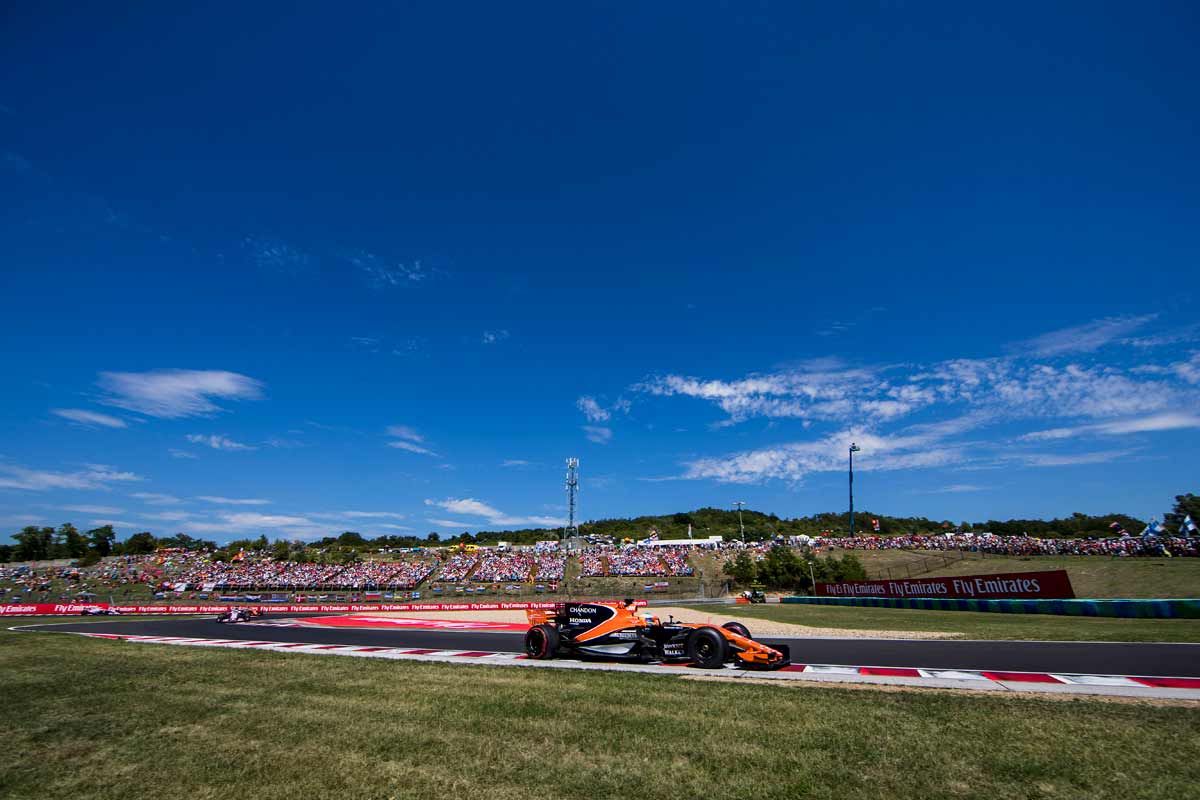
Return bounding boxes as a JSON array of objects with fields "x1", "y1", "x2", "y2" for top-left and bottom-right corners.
[
  {"x1": 0, "y1": 525, "x2": 216, "y2": 565},
  {"x1": 4, "y1": 494, "x2": 1196, "y2": 563},
  {"x1": 724, "y1": 546, "x2": 868, "y2": 593}
]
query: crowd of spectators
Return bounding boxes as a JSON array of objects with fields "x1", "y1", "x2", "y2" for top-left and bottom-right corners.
[
  {"x1": 659, "y1": 549, "x2": 695, "y2": 576},
  {"x1": 166, "y1": 555, "x2": 437, "y2": 590},
  {"x1": 433, "y1": 554, "x2": 478, "y2": 582},
  {"x1": 579, "y1": 552, "x2": 607, "y2": 577},
  {"x1": 471, "y1": 553, "x2": 537, "y2": 582},
  {"x1": 533, "y1": 553, "x2": 565, "y2": 581},
  {"x1": 603, "y1": 548, "x2": 668, "y2": 577},
  {"x1": 325, "y1": 559, "x2": 435, "y2": 589},
  {"x1": 574, "y1": 547, "x2": 699, "y2": 577}
]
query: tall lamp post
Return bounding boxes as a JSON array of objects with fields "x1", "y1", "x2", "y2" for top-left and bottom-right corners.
[
  {"x1": 848, "y1": 443, "x2": 861, "y2": 536},
  {"x1": 733, "y1": 501, "x2": 746, "y2": 542}
]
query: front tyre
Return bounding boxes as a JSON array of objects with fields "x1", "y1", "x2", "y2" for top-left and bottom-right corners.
[
  {"x1": 721, "y1": 621, "x2": 751, "y2": 639},
  {"x1": 524, "y1": 624, "x2": 560, "y2": 659},
  {"x1": 687, "y1": 627, "x2": 728, "y2": 668}
]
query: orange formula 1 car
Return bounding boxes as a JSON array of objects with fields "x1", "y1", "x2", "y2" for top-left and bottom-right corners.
[{"x1": 524, "y1": 601, "x2": 790, "y2": 669}]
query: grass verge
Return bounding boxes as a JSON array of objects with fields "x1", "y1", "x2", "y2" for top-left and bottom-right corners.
[
  {"x1": 684, "y1": 602, "x2": 1200, "y2": 642},
  {"x1": 1, "y1": 629, "x2": 1199, "y2": 800}
]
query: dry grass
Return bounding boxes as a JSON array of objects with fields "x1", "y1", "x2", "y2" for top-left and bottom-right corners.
[{"x1": 1, "y1": 629, "x2": 1198, "y2": 800}]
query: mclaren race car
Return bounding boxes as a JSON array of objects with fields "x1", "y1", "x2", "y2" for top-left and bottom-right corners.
[
  {"x1": 524, "y1": 601, "x2": 790, "y2": 669},
  {"x1": 216, "y1": 607, "x2": 263, "y2": 624}
]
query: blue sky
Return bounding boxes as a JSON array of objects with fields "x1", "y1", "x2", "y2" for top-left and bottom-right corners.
[{"x1": 2, "y1": 3, "x2": 1198, "y2": 543}]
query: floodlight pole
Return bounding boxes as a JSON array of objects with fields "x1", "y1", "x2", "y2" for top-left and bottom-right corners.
[
  {"x1": 848, "y1": 442, "x2": 861, "y2": 536},
  {"x1": 733, "y1": 501, "x2": 746, "y2": 542}
]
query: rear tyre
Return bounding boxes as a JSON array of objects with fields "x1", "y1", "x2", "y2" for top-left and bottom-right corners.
[
  {"x1": 721, "y1": 621, "x2": 751, "y2": 639},
  {"x1": 524, "y1": 624, "x2": 559, "y2": 659},
  {"x1": 687, "y1": 626, "x2": 728, "y2": 668}
]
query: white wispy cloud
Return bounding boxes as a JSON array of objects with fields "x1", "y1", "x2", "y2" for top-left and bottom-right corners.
[
  {"x1": 680, "y1": 428, "x2": 964, "y2": 485},
  {"x1": 195, "y1": 496, "x2": 271, "y2": 506},
  {"x1": 51, "y1": 408, "x2": 127, "y2": 428},
  {"x1": 385, "y1": 425, "x2": 437, "y2": 455},
  {"x1": 186, "y1": 434, "x2": 256, "y2": 452},
  {"x1": 922, "y1": 484, "x2": 989, "y2": 494},
  {"x1": 186, "y1": 511, "x2": 316, "y2": 534},
  {"x1": 392, "y1": 336, "x2": 428, "y2": 358},
  {"x1": 386, "y1": 425, "x2": 424, "y2": 442},
  {"x1": 1169, "y1": 352, "x2": 1200, "y2": 385},
  {"x1": 244, "y1": 235, "x2": 314, "y2": 273},
  {"x1": 577, "y1": 396, "x2": 610, "y2": 423},
  {"x1": 141, "y1": 511, "x2": 194, "y2": 521},
  {"x1": 582, "y1": 425, "x2": 612, "y2": 444},
  {"x1": 310, "y1": 511, "x2": 407, "y2": 521},
  {"x1": 426, "y1": 498, "x2": 505, "y2": 518},
  {"x1": 98, "y1": 369, "x2": 264, "y2": 419},
  {"x1": 1013, "y1": 315, "x2": 1155, "y2": 357},
  {"x1": 61, "y1": 505, "x2": 124, "y2": 515},
  {"x1": 501, "y1": 459, "x2": 530, "y2": 467},
  {"x1": 481, "y1": 329, "x2": 510, "y2": 344},
  {"x1": 387, "y1": 440, "x2": 437, "y2": 455},
  {"x1": 1124, "y1": 324, "x2": 1200, "y2": 348},
  {"x1": 634, "y1": 363, "x2": 911, "y2": 426},
  {"x1": 1020, "y1": 412, "x2": 1200, "y2": 442},
  {"x1": 345, "y1": 250, "x2": 429, "y2": 288},
  {"x1": 0, "y1": 463, "x2": 141, "y2": 492},
  {"x1": 578, "y1": 316, "x2": 1200, "y2": 487},
  {"x1": 130, "y1": 492, "x2": 181, "y2": 505},
  {"x1": 168, "y1": 448, "x2": 199, "y2": 459},
  {"x1": 424, "y1": 497, "x2": 565, "y2": 528},
  {"x1": 636, "y1": 340, "x2": 1191, "y2": 432},
  {"x1": 1019, "y1": 450, "x2": 1134, "y2": 467}
]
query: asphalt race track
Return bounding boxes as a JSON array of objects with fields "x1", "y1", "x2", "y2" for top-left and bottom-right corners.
[{"x1": 17, "y1": 616, "x2": 1200, "y2": 677}]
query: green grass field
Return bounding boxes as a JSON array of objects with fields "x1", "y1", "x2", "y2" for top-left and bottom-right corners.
[
  {"x1": 1, "y1": 628, "x2": 1197, "y2": 800},
  {"x1": 844, "y1": 551, "x2": 1200, "y2": 598},
  {"x1": 687, "y1": 602, "x2": 1200, "y2": 642}
]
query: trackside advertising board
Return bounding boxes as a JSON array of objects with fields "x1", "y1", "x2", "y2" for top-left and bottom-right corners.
[
  {"x1": 816, "y1": 569, "x2": 1075, "y2": 599},
  {"x1": 0, "y1": 601, "x2": 646, "y2": 616}
]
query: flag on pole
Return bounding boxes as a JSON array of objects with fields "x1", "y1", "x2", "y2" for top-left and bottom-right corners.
[
  {"x1": 687, "y1": 524, "x2": 693, "y2": 539},
  {"x1": 645, "y1": 529, "x2": 659, "y2": 543},
  {"x1": 1143, "y1": 519, "x2": 1166, "y2": 538},
  {"x1": 1109, "y1": 521, "x2": 1130, "y2": 537},
  {"x1": 1183, "y1": 515, "x2": 1198, "y2": 535}
]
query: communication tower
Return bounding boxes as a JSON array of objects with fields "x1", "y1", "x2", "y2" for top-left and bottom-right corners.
[{"x1": 565, "y1": 457, "x2": 579, "y2": 539}]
